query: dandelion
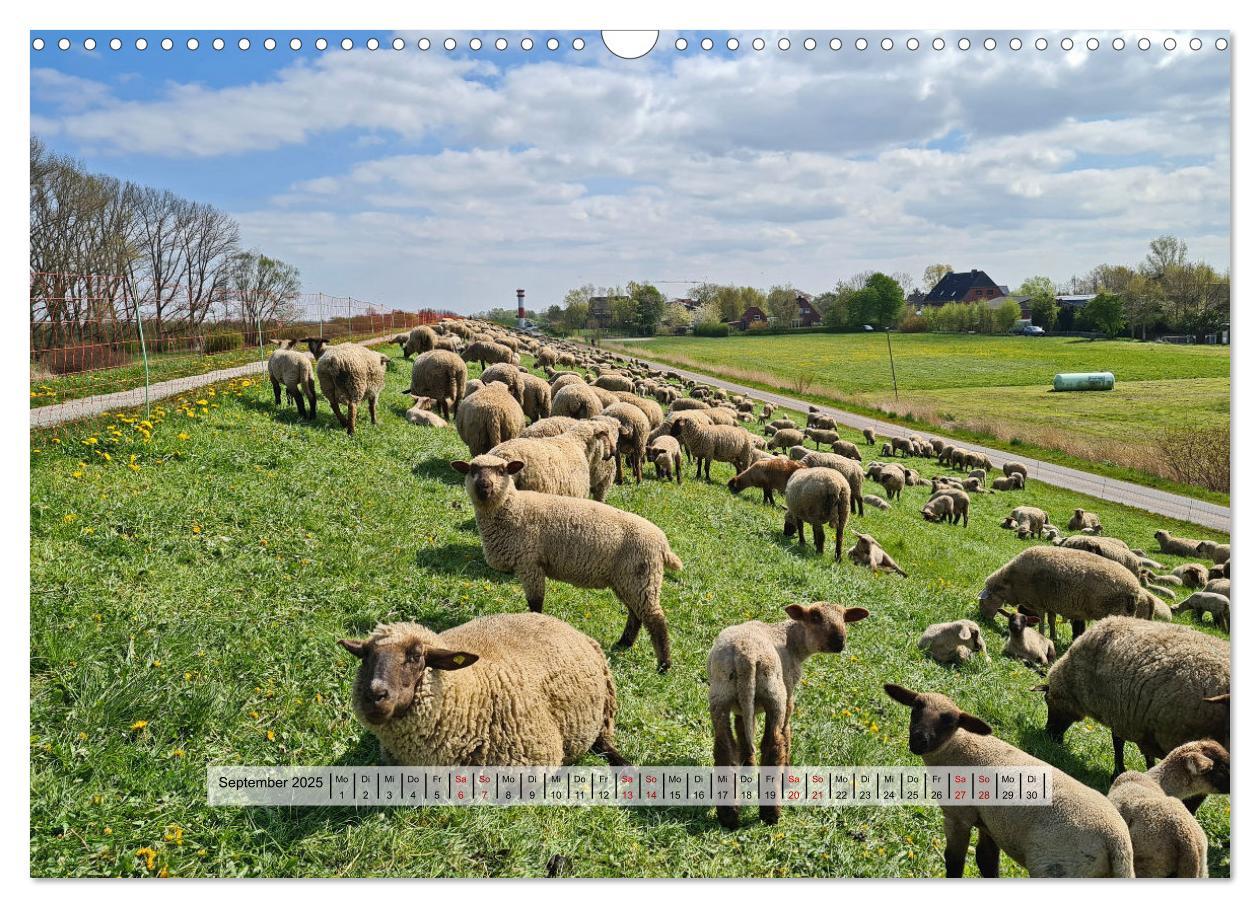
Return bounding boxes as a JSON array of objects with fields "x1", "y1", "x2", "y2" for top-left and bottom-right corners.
[
  {"x1": 151, "y1": 660, "x2": 162, "y2": 668},
  {"x1": 83, "y1": 437, "x2": 98, "y2": 445},
  {"x1": 63, "y1": 513, "x2": 77, "y2": 523},
  {"x1": 129, "y1": 720, "x2": 148, "y2": 732},
  {"x1": 177, "y1": 432, "x2": 190, "y2": 441},
  {"x1": 100, "y1": 452, "x2": 111, "y2": 462},
  {"x1": 104, "y1": 826, "x2": 112, "y2": 835},
  {"x1": 135, "y1": 847, "x2": 157, "y2": 871},
  {"x1": 163, "y1": 824, "x2": 183, "y2": 845},
  {"x1": 191, "y1": 525, "x2": 202, "y2": 534},
  {"x1": 266, "y1": 730, "x2": 276, "y2": 742}
]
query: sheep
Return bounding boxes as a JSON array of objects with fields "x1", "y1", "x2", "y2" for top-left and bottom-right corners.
[
  {"x1": 805, "y1": 428, "x2": 840, "y2": 449},
  {"x1": 877, "y1": 464, "x2": 905, "y2": 501},
  {"x1": 1003, "y1": 461, "x2": 1028, "y2": 480},
  {"x1": 862, "y1": 428, "x2": 877, "y2": 445},
  {"x1": 519, "y1": 372, "x2": 553, "y2": 422},
  {"x1": 990, "y1": 474, "x2": 1024, "y2": 492},
  {"x1": 550, "y1": 372, "x2": 585, "y2": 394},
  {"x1": 1209, "y1": 558, "x2": 1229, "y2": 579},
  {"x1": 937, "y1": 444, "x2": 955, "y2": 465},
  {"x1": 480, "y1": 362, "x2": 527, "y2": 405},
  {"x1": 1039, "y1": 616, "x2": 1230, "y2": 779},
  {"x1": 967, "y1": 468, "x2": 986, "y2": 485},
  {"x1": 727, "y1": 458, "x2": 804, "y2": 506},
  {"x1": 405, "y1": 349, "x2": 467, "y2": 420},
  {"x1": 994, "y1": 608, "x2": 1056, "y2": 667},
  {"x1": 795, "y1": 449, "x2": 865, "y2": 516},
  {"x1": 315, "y1": 343, "x2": 389, "y2": 436},
  {"x1": 979, "y1": 547, "x2": 1147, "y2": 642},
  {"x1": 463, "y1": 378, "x2": 485, "y2": 398},
  {"x1": 488, "y1": 425, "x2": 608, "y2": 499},
  {"x1": 551, "y1": 383, "x2": 605, "y2": 420},
  {"x1": 930, "y1": 438, "x2": 946, "y2": 455},
  {"x1": 534, "y1": 345, "x2": 559, "y2": 369},
  {"x1": 399, "y1": 325, "x2": 437, "y2": 359},
  {"x1": 702, "y1": 406, "x2": 739, "y2": 427},
  {"x1": 1000, "y1": 506, "x2": 1048, "y2": 539},
  {"x1": 453, "y1": 455, "x2": 682, "y2": 671},
  {"x1": 862, "y1": 493, "x2": 890, "y2": 511},
  {"x1": 917, "y1": 620, "x2": 988, "y2": 664},
  {"x1": 1067, "y1": 508, "x2": 1103, "y2": 535},
  {"x1": 1153, "y1": 530, "x2": 1204, "y2": 557},
  {"x1": 769, "y1": 427, "x2": 805, "y2": 452},
  {"x1": 846, "y1": 533, "x2": 906, "y2": 576},
  {"x1": 782, "y1": 467, "x2": 851, "y2": 561},
  {"x1": 1057, "y1": 535, "x2": 1162, "y2": 577},
  {"x1": 670, "y1": 398, "x2": 711, "y2": 413},
  {"x1": 1172, "y1": 563, "x2": 1209, "y2": 589},
  {"x1": 520, "y1": 415, "x2": 580, "y2": 438},
  {"x1": 889, "y1": 437, "x2": 911, "y2": 457},
  {"x1": 405, "y1": 395, "x2": 447, "y2": 428},
  {"x1": 708, "y1": 602, "x2": 869, "y2": 828},
  {"x1": 1134, "y1": 739, "x2": 1230, "y2": 820},
  {"x1": 1172, "y1": 591, "x2": 1230, "y2": 631},
  {"x1": 338, "y1": 612, "x2": 626, "y2": 767},
  {"x1": 670, "y1": 418, "x2": 756, "y2": 481},
  {"x1": 462, "y1": 339, "x2": 516, "y2": 368},
  {"x1": 611, "y1": 391, "x2": 664, "y2": 430},
  {"x1": 1205, "y1": 577, "x2": 1229, "y2": 598},
  {"x1": 883, "y1": 684, "x2": 1134, "y2": 878},
  {"x1": 602, "y1": 402, "x2": 651, "y2": 484},
  {"x1": 267, "y1": 339, "x2": 317, "y2": 420},
  {"x1": 455, "y1": 383, "x2": 527, "y2": 456},
  {"x1": 647, "y1": 435, "x2": 683, "y2": 484},
  {"x1": 921, "y1": 494, "x2": 959, "y2": 526},
  {"x1": 1197, "y1": 541, "x2": 1230, "y2": 564},
  {"x1": 830, "y1": 439, "x2": 862, "y2": 461},
  {"x1": 593, "y1": 372, "x2": 635, "y2": 393}
]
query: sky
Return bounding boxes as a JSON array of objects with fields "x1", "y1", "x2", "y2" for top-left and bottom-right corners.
[{"x1": 30, "y1": 29, "x2": 1231, "y2": 314}]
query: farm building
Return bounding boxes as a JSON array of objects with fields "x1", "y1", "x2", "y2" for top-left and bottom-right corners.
[
  {"x1": 587, "y1": 295, "x2": 625, "y2": 330},
  {"x1": 729, "y1": 305, "x2": 769, "y2": 330},
  {"x1": 792, "y1": 292, "x2": 822, "y2": 327},
  {"x1": 924, "y1": 269, "x2": 1004, "y2": 305}
]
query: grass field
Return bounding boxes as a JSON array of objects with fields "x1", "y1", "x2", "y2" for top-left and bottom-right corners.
[
  {"x1": 30, "y1": 347, "x2": 1229, "y2": 878},
  {"x1": 610, "y1": 334, "x2": 1230, "y2": 502}
]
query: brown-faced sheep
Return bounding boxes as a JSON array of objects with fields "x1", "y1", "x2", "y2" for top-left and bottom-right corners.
[
  {"x1": 1208, "y1": 559, "x2": 1229, "y2": 580},
  {"x1": 1000, "y1": 506, "x2": 1048, "y2": 539},
  {"x1": 315, "y1": 343, "x2": 389, "y2": 436},
  {"x1": 1172, "y1": 591, "x2": 1229, "y2": 632},
  {"x1": 339, "y1": 612, "x2": 626, "y2": 767},
  {"x1": 1172, "y1": 563, "x2": 1209, "y2": 589},
  {"x1": 453, "y1": 455, "x2": 682, "y2": 672},
  {"x1": 551, "y1": 382, "x2": 605, "y2": 420},
  {"x1": 267, "y1": 339, "x2": 317, "y2": 420},
  {"x1": 847, "y1": 533, "x2": 906, "y2": 576},
  {"x1": 831, "y1": 439, "x2": 862, "y2": 461},
  {"x1": 921, "y1": 494, "x2": 958, "y2": 525},
  {"x1": 399, "y1": 325, "x2": 437, "y2": 359},
  {"x1": 647, "y1": 435, "x2": 683, "y2": 484},
  {"x1": 1197, "y1": 541, "x2": 1230, "y2": 564},
  {"x1": 1109, "y1": 760, "x2": 1212, "y2": 877},
  {"x1": 782, "y1": 467, "x2": 851, "y2": 561},
  {"x1": 1067, "y1": 508, "x2": 1103, "y2": 535},
  {"x1": 917, "y1": 620, "x2": 987, "y2": 664},
  {"x1": 884, "y1": 684, "x2": 1134, "y2": 878},
  {"x1": 727, "y1": 458, "x2": 804, "y2": 506},
  {"x1": 708, "y1": 602, "x2": 869, "y2": 828},
  {"x1": 670, "y1": 418, "x2": 756, "y2": 481},
  {"x1": 1040, "y1": 617, "x2": 1230, "y2": 779},
  {"x1": 994, "y1": 608, "x2": 1056, "y2": 667},
  {"x1": 456, "y1": 383, "x2": 527, "y2": 456},
  {"x1": 406, "y1": 349, "x2": 467, "y2": 420},
  {"x1": 1153, "y1": 530, "x2": 1204, "y2": 557}
]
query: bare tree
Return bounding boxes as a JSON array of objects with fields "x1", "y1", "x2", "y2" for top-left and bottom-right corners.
[
  {"x1": 229, "y1": 250, "x2": 301, "y2": 326},
  {"x1": 179, "y1": 200, "x2": 239, "y2": 327}
]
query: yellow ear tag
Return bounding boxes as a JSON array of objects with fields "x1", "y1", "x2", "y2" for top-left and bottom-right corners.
[{"x1": 453, "y1": 655, "x2": 466, "y2": 665}]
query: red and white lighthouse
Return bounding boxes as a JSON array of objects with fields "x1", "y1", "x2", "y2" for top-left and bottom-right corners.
[{"x1": 516, "y1": 288, "x2": 526, "y2": 328}]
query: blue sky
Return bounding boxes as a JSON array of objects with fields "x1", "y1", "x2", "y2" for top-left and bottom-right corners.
[{"x1": 31, "y1": 30, "x2": 1230, "y2": 312}]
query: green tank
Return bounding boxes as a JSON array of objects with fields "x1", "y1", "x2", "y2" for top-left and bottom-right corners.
[{"x1": 1052, "y1": 372, "x2": 1115, "y2": 392}]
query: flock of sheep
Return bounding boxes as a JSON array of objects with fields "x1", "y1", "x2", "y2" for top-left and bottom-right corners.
[{"x1": 266, "y1": 318, "x2": 1230, "y2": 878}]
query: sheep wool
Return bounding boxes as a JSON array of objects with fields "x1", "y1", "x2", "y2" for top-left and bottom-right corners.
[
  {"x1": 315, "y1": 343, "x2": 389, "y2": 436},
  {"x1": 406, "y1": 349, "x2": 467, "y2": 421},
  {"x1": 456, "y1": 383, "x2": 527, "y2": 457}
]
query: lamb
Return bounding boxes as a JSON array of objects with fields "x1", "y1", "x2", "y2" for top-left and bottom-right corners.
[
  {"x1": 1109, "y1": 753, "x2": 1216, "y2": 878},
  {"x1": 455, "y1": 383, "x2": 527, "y2": 456},
  {"x1": 877, "y1": 464, "x2": 905, "y2": 501},
  {"x1": 862, "y1": 493, "x2": 890, "y2": 511},
  {"x1": 405, "y1": 349, "x2": 467, "y2": 420},
  {"x1": 670, "y1": 418, "x2": 756, "y2": 481},
  {"x1": 602, "y1": 402, "x2": 651, "y2": 484},
  {"x1": 647, "y1": 435, "x2": 683, "y2": 484},
  {"x1": 830, "y1": 439, "x2": 862, "y2": 461},
  {"x1": 1000, "y1": 506, "x2": 1048, "y2": 539},
  {"x1": 399, "y1": 325, "x2": 437, "y2": 358},
  {"x1": 917, "y1": 620, "x2": 987, "y2": 664},
  {"x1": 795, "y1": 449, "x2": 865, "y2": 516},
  {"x1": 1172, "y1": 591, "x2": 1230, "y2": 631},
  {"x1": 267, "y1": 339, "x2": 317, "y2": 420},
  {"x1": 488, "y1": 425, "x2": 608, "y2": 499},
  {"x1": 338, "y1": 612, "x2": 626, "y2": 767},
  {"x1": 994, "y1": 608, "x2": 1056, "y2": 667},
  {"x1": 805, "y1": 428, "x2": 840, "y2": 449},
  {"x1": 1066, "y1": 508, "x2": 1103, "y2": 535},
  {"x1": 315, "y1": 343, "x2": 389, "y2": 436},
  {"x1": 551, "y1": 382, "x2": 605, "y2": 420},
  {"x1": 1057, "y1": 534, "x2": 1162, "y2": 577},
  {"x1": 769, "y1": 427, "x2": 805, "y2": 452},
  {"x1": 1208, "y1": 558, "x2": 1229, "y2": 579},
  {"x1": 727, "y1": 458, "x2": 804, "y2": 506},
  {"x1": 1153, "y1": 530, "x2": 1204, "y2": 557},
  {"x1": 846, "y1": 533, "x2": 906, "y2": 576},
  {"x1": 1003, "y1": 461, "x2": 1028, "y2": 480},
  {"x1": 1039, "y1": 616, "x2": 1230, "y2": 778},
  {"x1": 1197, "y1": 541, "x2": 1230, "y2": 564},
  {"x1": 921, "y1": 494, "x2": 960, "y2": 526},
  {"x1": 1172, "y1": 563, "x2": 1209, "y2": 589},
  {"x1": 979, "y1": 547, "x2": 1147, "y2": 642},
  {"x1": 480, "y1": 362, "x2": 527, "y2": 404},
  {"x1": 862, "y1": 428, "x2": 877, "y2": 445},
  {"x1": 462, "y1": 339, "x2": 516, "y2": 368},
  {"x1": 883, "y1": 684, "x2": 1134, "y2": 878},
  {"x1": 708, "y1": 602, "x2": 869, "y2": 828},
  {"x1": 453, "y1": 455, "x2": 682, "y2": 671},
  {"x1": 990, "y1": 474, "x2": 1024, "y2": 491},
  {"x1": 405, "y1": 396, "x2": 447, "y2": 428},
  {"x1": 1127, "y1": 739, "x2": 1229, "y2": 823},
  {"x1": 782, "y1": 467, "x2": 851, "y2": 561}
]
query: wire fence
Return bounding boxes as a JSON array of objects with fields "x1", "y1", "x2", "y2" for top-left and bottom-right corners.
[{"x1": 30, "y1": 272, "x2": 461, "y2": 426}]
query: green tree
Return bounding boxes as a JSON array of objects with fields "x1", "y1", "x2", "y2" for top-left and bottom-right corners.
[
  {"x1": 1082, "y1": 291, "x2": 1126, "y2": 337},
  {"x1": 1018, "y1": 276, "x2": 1059, "y2": 330},
  {"x1": 627, "y1": 281, "x2": 666, "y2": 335},
  {"x1": 993, "y1": 298, "x2": 1023, "y2": 334},
  {"x1": 850, "y1": 272, "x2": 905, "y2": 329},
  {"x1": 765, "y1": 284, "x2": 799, "y2": 324},
  {"x1": 816, "y1": 289, "x2": 849, "y2": 328},
  {"x1": 922, "y1": 263, "x2": 953, "y2": 293},
  {"x1": 1119, "y1": 272, "x2": 1164, "y2": 340}
]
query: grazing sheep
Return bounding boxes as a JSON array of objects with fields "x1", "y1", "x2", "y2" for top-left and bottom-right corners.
[
  {"x1": 877, "y1": 464, "x2": 905, "y2": 501},
  {"x1": 881, "y1": 442, "x2": 894, "y2": 457},
  {"x1": 602, "y1": 402, "x2": 651, "y2": 484},
  {"x1": 1204, "y1": 577, "x2": 1229, "y2": 598},
  {"x1": 967, "y1": 468, "x2": 986, "y2": 485},
  {"x1": 937, "y1": 444, "x2": 955, "y2": 465},
  {"x1": 795, "y1": 449, "x2": 865, "y2": 516},
  {"x1": 1067, "y1": 508, "x2": 1103, "y2": 535},
  {"x1": 883, "y1": 684, "x2": 1134, "y2": 878},
  {"x1": 782, "y1": 467, "x2": 851, "y2": 561},
  {"x1": 406, "y1": 349, "x2": 467, "y2": 420},
  {"x1": 727, "y1": 458, "x2": 804, "y2": 506},
  {"x1": 339, "y1": 613, "x2": 626, "y2": 767},
  {"x1": 1172, "y1": 563, "x2": 1209, "y2": 589},
  {"x1": 670, "y1": 418, "x2": 756, "y2": 481},
  {"x1": 593, "y1": 372, "x2": 635, "y2": 393},
  {"x1": 1057, "y1": 535, "x2": 1161, "y2": 577},
  {"x1": 979, "y1": 547, "x2": 1147, "y2": 642},
  {"x1": 267, "y1": 339, "x2": 317, "y2": 420},
  {"x1": 830, "y1": 439, "x2": 862, "y2": 461},
  {"x1": 990, "y1": 474, "x2": 1024, "y2": 491},
  {"x1": 1000, "y1": 506, "x2": 1048, "y2": 539},
  {"x1": 862, "y1": 428, "x2": 877, "y2": 445},
  {"x1": 1153, "y1": 530, "x2": 1205, "y2": 557},
  {"x1": 1208, "y1": 559, "x2": 1229, "y2": 580},
  {"x1": 480, "y1": 362, "x2": 527, "y2": 404},
  {"x1": 456, "y1": 383, "x2": 527, "y2": 456},
  {"x1": 520, "y1": 373, "x2": 553, "y2": 422},
  {"x1": 551, "y1": 383, "x2": 605, "y2": 420},
  {"x1": 1172, "y1": 591, "x2": 1230, "y2": 631},
  {"x1": 462, "y1": 339, "x2": 516, "y2": 368},
  {"x1": 670, "y1": 398, "x2": 711, "y2": 413},
  {"x1": 921, "y1": 494, "x2": 958, "y2": 525},
  {"x1": 1197, "y1": 541, "x2": 1230, "y2": 564},
  {"x1": 453, "y1": 455, "x2": 682, "y2": 671},
  {"x1": 918, "y1": 621, "x2": 988, "y2": 664},
  {"x1": 805, "y1": 428, "x2": 839, "y2": 449},
  {"x1": 1003, "y1": 461, "x2": 1028, "y2": 480},
  {"x1": 315, "y1": 343, "x2": 389, "y2": 436},
  {"x1": 708, "y1": 602, "x2": 869, "y2": 828},
  {"x1": 862, "y1": 493, "x2": 890, "y2": 511},
  {"x1": 647, "y1": 435, "x2": 683, "y2": 484},
  {"x1": 994, "y1": 608, "x2": 1056, "y2": 667},
  {"x1": 399, "y1": 325, "x2": 437, "y2": 358},
  {"x1": 405, "y1": 395, "x2": 447, "y2": 428},
  {"x1": 1039, "y1": 616, "x2": 1230, "y2": 779},
  {"x1": 611, "y1": 391, "x2": 664, "y2": 430},
  {"x1": 769, "y1": 427, "x2": 805, "y2": 452},
  {"x1": 846, "y1": 533, "x2": 906, "y2": 576},
  {"x1": 550, "y1": 372, "x2": 585, "y2": 394}
]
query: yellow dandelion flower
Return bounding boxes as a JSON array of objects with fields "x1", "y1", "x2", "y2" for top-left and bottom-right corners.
[
  {"x1": 62, "y1": 513, "x2": 77, "y2": 523},
  {"x1": 158, "y1": 867, "x2": 170, "y2": 878},
  {"x1": 177, "y1": 432, "x2": 190, "y2": 441},
  {"x1": 84, "y1": 437, "x2": 99, "y2": 445},
  {"x1": 266, "y1": 730, "x2": 276, "y2": 742},
  {"x1": 191, "y1": 525, "x2": 201, "y2": 534},
  {"x1": 195, "y1": 399, "x2": 207, "y2": 406},
  {"x1": 128, "y1": 463, "x2": 140, "y2": 472},
  {"x1": 249, "y1": 710, "x2": 260, "y2": 720},
  {"x1": 129, "y1": 720, "x2": 148, "y2": 732},
  {"x1": 104, "y1": 826, "x2": 112, "y2": 835},
  {"x1": 71, "y1": 470, "x2": 84, "y2": 479},
  {"x1": 151, "y1": 660, "x2": 161, "y2": 668},
  {"x1": 100, "y1": 452, "x2": 111, "y2": 462},
  {"x1": 135, "y1": 847, "x2": 157, "y2": 871},
  {"x1": 183, "y1": 672, "x2": 192, "y2": 681}
]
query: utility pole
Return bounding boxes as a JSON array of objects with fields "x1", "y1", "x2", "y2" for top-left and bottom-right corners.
[{"x1": 886, "y1": 327, "x2": 899, "y2": 401}]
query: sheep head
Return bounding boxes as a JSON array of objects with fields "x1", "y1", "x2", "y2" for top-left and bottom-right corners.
[
  {"x1": 784, "y1": 602, "x2": 867, "y2": 654},
  {"x1": 339, "y1": 627, "x2": 478, "y2": 725},
  {"x1": 452, "y1": 455, "x2": 525, "y2": 508},
  {"x1": 883, "y1": 684, "x2": 993, "y2": 756}
]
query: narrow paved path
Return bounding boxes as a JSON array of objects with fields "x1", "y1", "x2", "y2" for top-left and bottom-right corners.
[
  {"x1": 618, "y1": 349, "x2": 1230, "y2": 533},
  {"x1": 30, "y1": 335, "x2": 399, "y2": 430}
]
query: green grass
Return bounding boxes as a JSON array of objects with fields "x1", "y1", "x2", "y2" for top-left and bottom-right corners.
[
  {"x1": 610, "y1": 334, "x2": 1230, "y2": 503},
  {"x1": 30, "y1": 348, "x2": 1229, "y2": 878}
]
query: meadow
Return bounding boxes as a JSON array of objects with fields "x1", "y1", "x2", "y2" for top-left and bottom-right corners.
[
  {"x1": 30, "y1": 346, "x2": 1229, "y2": 878},
  {"x1": 610, "y1": 334, "x2": 1230, "y2": 502}
]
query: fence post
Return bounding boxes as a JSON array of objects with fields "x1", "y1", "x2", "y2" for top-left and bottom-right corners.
[
  {"x1": 135, "y1": 313, "x2": 151, "y2": 419},
  {"x1": 257, "y1": 315, "x2": 266, "y2": 394}
]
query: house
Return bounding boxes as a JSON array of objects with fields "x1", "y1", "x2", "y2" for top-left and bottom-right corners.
[
  {"x1": 793, "y1": 292, "x2": 822, "y2": 327},
  {"x1": 730, "y1": 306, "x2": 769, "y2": 330},
  {"x1": 586, "y1": 296, "x2": 616, "y2": 330},
  {"x1": 670, "y1": 297, "x2": 702, "y2": 312},
  {"x1": 924, "y1": 269, "x2": 1004, "y2": 305}
]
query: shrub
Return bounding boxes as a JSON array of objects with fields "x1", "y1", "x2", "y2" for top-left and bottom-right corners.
[
  {"x1": 205, "y1": 331, "x2": 245, "y2": 354},
  {"x1": 1156, "y1": 425, "x2": 1230, "y2": 493},
  {"x1": 899, "y1": 313, "x2": 928, "y2": 333},
  {"x1": 40, "y1": 344, "x2": 132, "y2": 375},
  {"x1": 790, "y1": 371, "x2": 817, "y2": 395},
  {"x1": 694, "y1": 322, "x2": 729, "y2": 338}
]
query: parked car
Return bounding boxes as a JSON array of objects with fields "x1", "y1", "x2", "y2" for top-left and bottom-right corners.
[
  {"x1": 862, "y1": 324, "x2": 874, "y2": 332},
  {"x1": 1021, "y1": 325, "x2": 1046, "y2": 336}
]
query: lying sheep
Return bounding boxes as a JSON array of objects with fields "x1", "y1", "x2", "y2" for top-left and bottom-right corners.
[
  {"x1": 884, "y1": 684, "x2": 1134, "y2": 878},
  {"x1": 453, "y1": 455, "x2": 682, "y2": 671},
  {"x1": 406, "y1": 349, "x2": 467, "y2": 420},
  {"x1": 708, "y1": 602, "x2": 869, "y2": 828},
  {"x1": 917, "y1": 620, "x2": 987, "y2": 664},
  {"x1": 315, "y1": 343, "x2": 389, "y2": 436},
  {"x1": 339, "y1": 612, "x2": 626, "y2": 767},
  {"x1": 995, "y1": 608, "x2": 1056, "y2": 667},
  {"x1": 1003, "y1": 461, "x2": 1028, "y2": 480},
  {"x1": 782, "y1": 467, "x2": 851, "y2": 561},
  {"x1": 1208, "y1": 559, "x2": 1229, "y2": 580},
  {"x1": 1172, "y1": 591, "x2": 1230, "y2": 631},
  {"x1": 405, "y1": 396, "x2": 447, "y2": 428},
  {"x1": 1198, "y1": 541, "x2": 1230, "y2": 564},
  {"x1": 1000, "y1": 506, "x2": 1048, "y2": 539},
  {"x1": 979, "y1": 547, "x2": 1147, "y2": 642},
  {"x1": 1067, "y1": 508, "x2": 1103, "y2": 535},
  {"x1": 1039, "y1": 616, "x2": 1230, "y2": 779},
  {"x1": 670, "y1": 418, "x2": 755, "y2": 482},
  {"x1": 990, "y1": 474, "x2": 1024, "y2": 492},
  {"x1": 1172, "y1": 563, "x2": 1209, "y2": 589},
  {"x1": 862, "y1": 428, "x2": 877, "y2": 445},
  {"x1": 967, "y1": 468, "x2": 986, "y2": 485},
  {"x1": 831, "y1": 439, "x2": 862, "y2": 461},
  {"x1": 1153, "y1": 530, "x2": 1204, "y2": 557},
  {"x1": 267, "y1": 339, "x2": 317, "y2": 420},
  {"x1": 727, "y1": 458, "x2": 804, "y2": 506},
  {"x1": 846, "y1": 533, "x2": 906, "y2": 576},
  {"x1": 862, "y1": 493, "x2": 891, "y2": 511}
]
